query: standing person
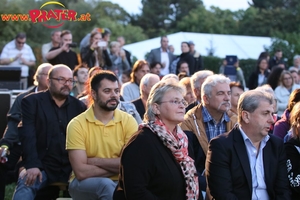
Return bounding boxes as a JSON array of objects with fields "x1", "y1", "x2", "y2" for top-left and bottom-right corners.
[
  {"x1": 189, "y1": 41, "x2": 203, "y2": 72},
  {"x1": 0, "y1": 32, "x2": 36, "y2": 89},
  {"x1": 66, "y1": 71, "x2": 138, "y2": 200},
  {"x1": 147, "y1": 36, "x2": 175, "y2": 76},
  {"x1": 0, "y1": 63, "x2": 52, "y2": 200},
  {"x1": 41, "y1": 30, "x2": 61, "y2": 62},
  {"x1": 114, "y1": 81, "x2": 199, "y2": 200},
  {"x1": 206, "y1": 90, "x2": 290, "y2": 200},
  {"x1": 109, "y1": 41, "x2": 130, "y2": 78},
  {"x1": 248, "y1": 57, "x2": 270, "y2": 90},
  {"x1": 121, "y1": 60, "x2": 150, "y2": 101},
  {"x1": 269, "y1": 49, "x2": 286, "y2": 70},
  {"x1": 275, "y1": 70, "x2": 300, "y2": 117},
  {"x1": 117, "y1": 36, "x2": 132, "y2": 67},
  {"x1": 176, "y1": 42, "x2": 195, "y2": 75},
  {"x1": 12, "y1": 65, "x2": 86, "y2": 200},
  {"x1": 46, "y1": 30, "x2": 79, "y2": 70},
  {"x1": 284, "y1": 101, "x2": 300, "y2": 200},
  {"x1": 80, "y1": 30, "x2": 112, "y2": 69}
]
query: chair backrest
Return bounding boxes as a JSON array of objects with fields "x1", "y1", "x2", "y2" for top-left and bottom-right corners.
[{"x1": 0, "y1": 91, "x2": 11, "y2": 138}]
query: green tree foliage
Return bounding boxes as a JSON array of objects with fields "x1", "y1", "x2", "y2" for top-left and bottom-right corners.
[{"x1": 132, "y1": 0, "x2": 203, "y2": 38}]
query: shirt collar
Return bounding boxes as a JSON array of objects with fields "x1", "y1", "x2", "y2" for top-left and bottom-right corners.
[
  {"x1": 86, "y1": 105, "x2": 122, "y2": 124},
  {"x1": 239, "y1": 125, "x2": 270, "y2": 144},
  {"x1": 160, "y1": 47, "x2": 169, "y2": 53},
  {"x1": 202, "y1": 105, "x2": 230, "y2": 123}
]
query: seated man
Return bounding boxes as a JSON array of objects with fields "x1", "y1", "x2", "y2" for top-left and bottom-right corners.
[
  {"x1": 12, "y1": 65, "x2": 86, "y2": 200},
  {"x1": 177, "y1": 61, "x2": 190, "y2": 76},
  {"x1": 71, "y1": 64, "x2": 89, "y2": 98},
  {"x1": 0, "y1": 32, "x2": 36, "y2": 89},
  {"x1": 66, "y1": 70, "x2": 138, "y2": 200},
  {"x1": 46, "y1": 30, "x2": 79, "y2": 70},
  {"x1": 206, "y1": 90, "x2": 290, "y2": 199}
]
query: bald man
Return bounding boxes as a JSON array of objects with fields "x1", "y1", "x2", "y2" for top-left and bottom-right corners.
[{"x1": 12, "y1": 64, "x2": 86, "y2": 200}]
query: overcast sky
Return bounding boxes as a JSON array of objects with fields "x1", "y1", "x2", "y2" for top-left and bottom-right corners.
[{"x1": 108, "y1": 0, "x2": 250, "y2": 14}]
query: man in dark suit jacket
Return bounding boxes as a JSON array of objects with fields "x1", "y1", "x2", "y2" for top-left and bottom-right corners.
[
  {"x1": 12, "y1": 64, "x2": 86, "y2": 200},
  {"x1": 147, "y1": 36, "x2": 175, "y2": 76},
  {"x1": 206, "y1": 90, "x2": 290, "y2": 200},
  {"x1": 0, "y1": 63, "x2": 52, "y2": 200}
]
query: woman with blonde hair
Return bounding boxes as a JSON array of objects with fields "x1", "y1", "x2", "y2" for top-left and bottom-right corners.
[
  {"x1": 275, "y1": 70, "x2": 300, "y2": 116},
  {"x1": 114, "y1": 81, "x2": 199, "y2": 200}
]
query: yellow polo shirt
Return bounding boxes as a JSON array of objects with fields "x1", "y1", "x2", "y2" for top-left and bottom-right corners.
[{"x1": 66, "y1": 105, "x2": 138, "y2": 181}]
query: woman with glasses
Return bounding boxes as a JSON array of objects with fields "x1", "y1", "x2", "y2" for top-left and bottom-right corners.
[
  {"x1": 275, "y1": 70, "x2": 300, "y2": 117},
  {"x1": 114, "y1": 81, "x2": 199, "y2": 200},
  {"x1": 284, "y1": 101, "x2": 300, "y2": 200}
]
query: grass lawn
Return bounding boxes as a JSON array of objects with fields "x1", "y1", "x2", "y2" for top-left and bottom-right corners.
[{"x1": 5, "y1": 183, "x2": 15, "y2": 200}]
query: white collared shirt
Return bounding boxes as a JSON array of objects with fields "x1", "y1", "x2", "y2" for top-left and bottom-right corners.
[{"x1": 160, "y1": 48, "x2": 170, "y2": 75}]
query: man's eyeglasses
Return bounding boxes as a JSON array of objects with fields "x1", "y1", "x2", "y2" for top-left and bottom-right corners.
[
  {"x1": 160, "y1": 99, "x2": 188, "y2": 107},
  {"x1": 50, "y1": 77, "x2": 76, "y2": 85}
]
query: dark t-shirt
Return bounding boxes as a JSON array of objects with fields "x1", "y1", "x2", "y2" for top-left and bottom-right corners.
[{"x1": 48, "y1": 47, "x2": 79, "y2": 70}]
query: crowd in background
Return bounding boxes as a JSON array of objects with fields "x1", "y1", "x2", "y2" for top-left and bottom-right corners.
[{"x1": 0, "y1": 28, "x2": 300, "y2": 200}]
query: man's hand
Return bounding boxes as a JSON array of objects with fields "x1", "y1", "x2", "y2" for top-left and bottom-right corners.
[
  {"x1": 0, "y1": 146, "x2": 9, "y2": 163},
  {"x1": 60, "y1": 42, "x2": 69, "y2": 52},
  {"x1": 20, "y1": 168, "x2": 43, "y2": 186}
]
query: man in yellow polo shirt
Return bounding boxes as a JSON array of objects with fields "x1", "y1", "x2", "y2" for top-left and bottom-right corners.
[{"x1": 66, "y1": 70, "x2": 138, "y2": 200}]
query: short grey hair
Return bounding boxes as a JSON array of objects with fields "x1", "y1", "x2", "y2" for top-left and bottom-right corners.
[
  {"x1": 161, "y1": 74, "x2": 179, "y2": 82},
  {"x1": 294, "y1": 55, "x2": 300, "y2": 61},
  {"x1": 33, "y1": 63, "x2": 53, "y2": 86},
  {"x1": 144, "y1": 81, "x2": 184, "y2": 122},
  {"x1": 237, "y1": 90, "x2": 273, "y2": 123},
  {"x1": 191, "y1": 70, "x2": 214, "y2": 95},
  {"x1": 139, "y1": 73, "x2": 159, "y2": 94},
  {"x1": 201, "y1": 74, "x2": 230, "y2": 100},
  {"x1": 255, "y1": 84, "x2": 278, "y2": 112}
]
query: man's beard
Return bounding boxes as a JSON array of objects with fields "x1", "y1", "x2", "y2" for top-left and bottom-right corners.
[
  {"x1": 51, "y1": 86, "x2": 71, "y2": 100},
  {"x1": 97, "y1": 98, "x2": 120, "y2": 111}
]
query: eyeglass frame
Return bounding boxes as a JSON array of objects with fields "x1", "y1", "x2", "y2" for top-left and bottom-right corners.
[
  {"x1": 49, "y1": 77, "x2": 76, "y2": 85},
  {"x1": 159, "y1": 99, "x2": 188, "y2": 107}
]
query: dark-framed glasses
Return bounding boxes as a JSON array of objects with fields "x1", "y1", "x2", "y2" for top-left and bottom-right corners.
[
  {"x1": 50, "y1": 77, "x2": 76, "y2": 85},
  {"x1": 160, "y1": 99, "x2": 188, "y2": 107}
]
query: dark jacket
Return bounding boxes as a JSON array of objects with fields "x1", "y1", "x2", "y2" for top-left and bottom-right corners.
[
  {"x1": 247, "y1": 69, "x2": 270, "y2": 90},
  {"x1": 80, "y1": 46, "x2": 112, "y2": 69},
  {"x1": 206, "y1": 126, "x2": 290, "y2": 200},
  {"x1": 19, "y1": 90, "x2": 86, "y2": 170},
  {"x1": 114, "y1": 127, "x2": 187, "y2": 200},
  {"x1": 131, "y1": 97, "x2": 145, "y2": 120},
  {"x1": 284, "y1": 137, "x2": 300, "y2": 200}
]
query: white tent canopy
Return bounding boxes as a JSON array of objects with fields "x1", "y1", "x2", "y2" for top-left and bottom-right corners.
[{"x1": 123, "y1": 32, "x2": 272, "y2": 60}]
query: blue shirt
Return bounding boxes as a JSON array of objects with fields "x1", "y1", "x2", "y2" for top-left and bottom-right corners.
[
  {"x1": 239, "y1": 126, "x2": 270, "y2": 200},
  {"x1": 202, "y1": 106, "x2": 230, "y2": 141}
]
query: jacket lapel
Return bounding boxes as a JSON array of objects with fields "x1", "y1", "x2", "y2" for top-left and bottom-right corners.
[{"x1": 233, "y1": 127, "x2": 252, "y2": 194}]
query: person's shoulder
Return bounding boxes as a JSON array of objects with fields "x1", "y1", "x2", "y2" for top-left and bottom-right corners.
[
  {"x1": 185, "y1": 103, "x2": 201, "y2": 118},
  {"x1": 269, "y1": 134, "x2": 285, "y2": 145},
  {"x1": 122, "y1": 82, "x2": 135, "y2": 88},
  {"x1": 69, "y1": 95, "x2": 87, "y2": 108}
]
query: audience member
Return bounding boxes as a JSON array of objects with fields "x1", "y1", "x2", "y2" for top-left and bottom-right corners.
[
  {"x1": 267, "y1": 66, "x2": 284, "y2": 90},
  {"x1": 185, "y1": 70, "x2": 214, "y2": 113},
  {"x1": 189, "y1": 41, "x2": 203, "y2": 72},
  {"x1": 178, "y1": 72, "x2": 189, "y2": 80},
  {"x1": 284, "y1": 101, "x2": 300, "y2": 200},
  {"x1": 121, "y1": 60, "x2": 149, "y2": 101},
  {"x1": 109, "y1": 41, "x2": 130, "y2": 78},
  {"x1": 132, "y1": 73, "x2": 160, "y2": 120},
  {"x1": 114, "y1": 81, "x2": 199, "y2": 200},
  {"x1": 66, "y1": 71, "x2": 138, "y2": 200},
  {"x1": 80, "y1": 28, "x2": 111, "y2": 51},
  {"x1": 274, "y1": 88, "x2": 300, "y2": 140},
  {"x1": 147, "y1": 36, "x2": 175, "y2": 76},
  {"x1": 117, "y1": 36, "x2": 132, "y2": 66},
  {"x1": 71, "y1": 64, "x2": 89, "y2": 98},
  {"x1": 177, "y1": 61, "x2": 190, "y2": 76},
  {"x1": 269, "y1": 49, "x2": 286, "y2": 70},
  {"x1": 0, "y1": 32, "x2": 36, "y2": 88},
  {"x1": 275, "y1": 70, "x2": 300, "y2": 116},
  {"x1": 80, "y1": 30, "x2": 112, "y2": 69},
  {"x1": 248, "y1": 57, "x2": 270, "y2": 90},
  {"x1": 121, "y1": 69, "x2": 131, "y2": 84},
  {"x1": 179, "y1": 77, "x2": 195, "y2": 105},
  {"x1": 258, "y1": 51, "x2": 270, "y2": 61},
  {"x1": 0, "y1": 63, "x2": 52, "y2": 200},
  {"x1": 229, "y1": 82, "x2": 244, "y2": 115},
  {"x1": 46, "y1": 30, "x2": 79, "y2": 70},
  {"x1": 176, "y1": 42, "x2": 195, "y2": 75},
  {"x1": 168, "y1": 44, "x2": 175, "y2": 54},
  {"x1": 12, "y1": 64, "x2": 86, "y2": 200},
  {"x1": 290, "y1": 69, "x2": 300, "y2": 85},
  {"x1": 288, "y1": 55, "x2": 300, "y2": 72},
  {"x1": 205, "y1": 90, "x2": 290, "y2": 199},
  {"x1": 180, "y1": 74, "x2": 237, "y2": 197},
  {"x1": 41, "y1": 30, "x2": 61, "y2": 62},
  {"x1": 149, "y1": 61, "x2": 162, "y2": 77}
]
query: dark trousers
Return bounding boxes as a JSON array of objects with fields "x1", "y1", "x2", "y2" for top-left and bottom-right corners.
[{"x1": 0, "y1": 144, "x2": 22, "y2": 200}]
